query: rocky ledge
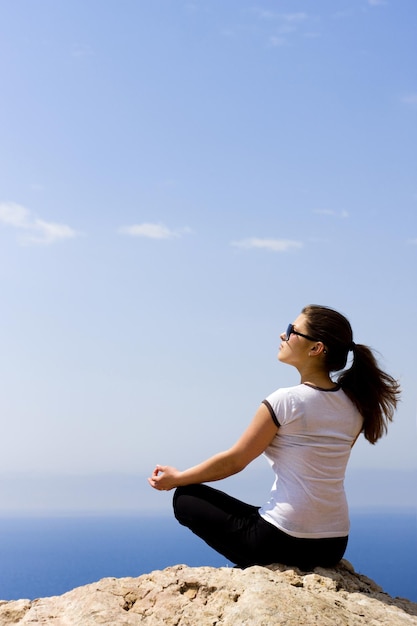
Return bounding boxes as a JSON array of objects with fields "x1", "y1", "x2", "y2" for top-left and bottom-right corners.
[{"x1": 0, "y1": 560, "x2": 416, "y2": 626}]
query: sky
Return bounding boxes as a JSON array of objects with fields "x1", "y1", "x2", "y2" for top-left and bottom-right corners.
[{"x1": 0, "y1": 0, "x2": 416, "y2": 513}]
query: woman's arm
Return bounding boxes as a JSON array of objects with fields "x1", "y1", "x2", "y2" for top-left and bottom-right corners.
[{"x1": 147, "y1": 403, "x2": 277, "y2": 491}]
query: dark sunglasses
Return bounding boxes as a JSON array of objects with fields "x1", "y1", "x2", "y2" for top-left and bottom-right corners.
[{"x1": 285, "y1": 323, "x2": 319, "y2": 343}]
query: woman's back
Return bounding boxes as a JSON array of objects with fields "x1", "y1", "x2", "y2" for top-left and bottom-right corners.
[{"x1": 260, "y1": 383, "x2": 363, "y2": 538}]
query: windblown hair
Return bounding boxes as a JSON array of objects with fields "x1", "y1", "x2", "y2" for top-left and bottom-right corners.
[{"x1": 302, "y1": 305, "x2": 400, "y2": 444}]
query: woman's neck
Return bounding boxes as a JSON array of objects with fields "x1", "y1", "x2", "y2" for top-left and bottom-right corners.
[{"x1": 297, "y1": 365, "x2": 336, "y2": 390}]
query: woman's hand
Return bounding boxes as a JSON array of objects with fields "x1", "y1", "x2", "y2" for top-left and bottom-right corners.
[{"x1": 148, "y1": 465, "x2": 181, "y2": 491}]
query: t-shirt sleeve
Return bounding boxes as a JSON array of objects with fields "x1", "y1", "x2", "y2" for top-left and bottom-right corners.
[
  {"x1": 263, "y1": 387, "x2": 295, "y2": 428},
  {"x1": 262, "y1": 399, "x2": 280, "y2": 428}
]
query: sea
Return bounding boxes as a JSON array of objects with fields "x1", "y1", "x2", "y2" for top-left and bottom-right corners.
[{"x1": 0, "y1": 509, "x2": 416, "y2": 603}]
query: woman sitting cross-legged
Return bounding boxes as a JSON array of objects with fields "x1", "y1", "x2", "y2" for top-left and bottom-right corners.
[{"x1": 148, "y1": 305, "x2": 400, "y2": 571}]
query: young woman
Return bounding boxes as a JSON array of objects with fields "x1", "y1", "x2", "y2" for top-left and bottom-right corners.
[{"x1": 148, "y1": 305, "x2": 400, "y2": 570}]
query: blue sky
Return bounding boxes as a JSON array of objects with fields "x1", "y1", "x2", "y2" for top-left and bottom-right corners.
[{"x1": 0, "y1": 0, "x2": 416, "y2": 513}]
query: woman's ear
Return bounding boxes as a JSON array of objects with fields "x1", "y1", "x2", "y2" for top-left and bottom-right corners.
[{"x1": 310, "y1": 342, "x2": 326, "y2": 356}]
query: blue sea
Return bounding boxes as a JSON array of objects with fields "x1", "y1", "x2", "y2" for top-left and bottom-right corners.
[{"x1": 0, "y1": 509, "x2": 416, "y2": 603}]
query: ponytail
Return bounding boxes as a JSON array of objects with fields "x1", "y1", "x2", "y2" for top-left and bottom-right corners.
[
  {"x1": 302, "y1": 305, "x2": 401, "y2": 444},
  {"x1": 337, "y1": 344, "x2": 400, "y2": 444}
]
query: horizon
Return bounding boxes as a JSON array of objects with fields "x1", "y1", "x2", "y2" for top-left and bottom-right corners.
[{"x1": 1, "y1": 466, "x2": 415, "y2": 515}]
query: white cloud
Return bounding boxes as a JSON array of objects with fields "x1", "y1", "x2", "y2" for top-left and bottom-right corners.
[
  {"x1": 231, "y1": 238, "x2": 303, "y2": 252},
  {"x1": 0, "y1": 202, "x2": 30, "y2": 227},
  {"x1": 25, "y1": 220, "x2": 79, "y2": 245},
  {"x1": 119, "y1": 222, "x2": 191, "y2": 240},
  {"x1": 368, "y1": 0, "x2": 387, "y2": 6},
  {"x1": 407, "y1": 238, "x2": 417, "y2": 245},
  {"x1": 0, "y1": 202, "x2": 80, "y2": 245}
]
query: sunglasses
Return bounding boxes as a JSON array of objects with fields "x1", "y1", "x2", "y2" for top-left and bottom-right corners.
[{"x1": 285, "y1": 323, "x2": 319, "y2": 343}]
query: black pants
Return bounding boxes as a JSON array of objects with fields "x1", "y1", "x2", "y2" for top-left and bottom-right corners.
[{"x1": 173, "y1": 484, "x2": 348, "y2": 570}]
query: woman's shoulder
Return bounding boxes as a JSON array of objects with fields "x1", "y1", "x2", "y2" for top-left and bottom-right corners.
[
  {"x1": 265, "y1": 383, "x2": 338, "y2": 411},
  {"x1": 265, "y1": 384, "x2": 305, "y2": 406}
]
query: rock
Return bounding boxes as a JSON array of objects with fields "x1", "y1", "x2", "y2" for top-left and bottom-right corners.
[{"x1": 0, "y1": 560, "x2": 416, "y2": 625}]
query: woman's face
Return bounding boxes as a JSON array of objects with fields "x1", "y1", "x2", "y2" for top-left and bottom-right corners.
[{"x1": 277, "y1": 313, "x2": 315, "y2": 367}]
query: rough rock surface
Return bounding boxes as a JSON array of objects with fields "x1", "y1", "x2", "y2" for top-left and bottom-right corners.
[{"x1": 0, "y1": 560, "x2": 416, "y2": 626}]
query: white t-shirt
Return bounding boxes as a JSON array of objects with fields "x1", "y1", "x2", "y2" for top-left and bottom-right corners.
[{"x1": 259, "y1": 383, "x2": 363, "y2": 539}]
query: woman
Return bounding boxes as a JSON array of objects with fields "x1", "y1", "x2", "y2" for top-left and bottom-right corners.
[{"x1": 148, "y1": 305, "x2": 400, "y2": 570}]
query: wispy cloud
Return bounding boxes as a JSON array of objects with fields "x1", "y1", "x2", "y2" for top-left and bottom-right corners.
[
  {"x1": 333, "y1": 10, "x2": 354, "y2": 19},
  {"x1": 401, "y1": 94, "x2": 417, "y2": 105},
  {"x1": 254, "y1": 9, "x2": 309, "y2": 34},
  {"x1": 368, "y1": 0, "x2": 387, "y2": 6},
  {"x1": 407, "y1": 238, "x2": 417, "y2": 245},
  {"x1": 231, "y1": 238, "x2": 303, "y2": 252},
  {"x1": 220, "y1": 8, "x2": 318, "y2": 49},
  {"x1": 313, "y1": 209, "x2": 349, "y2": 219},
  {"x1": 0, "y1": 202, "x2": 81, "y2": 245},
  {"x1": 250, "y1": 8, "x2": 313, "y2": 47},
  {"x1": 282, "y1": 12, "x2": 309, "y2": 23},
  {"x1": 118, "y1": 222, "x2": 191, "y2": 240},
  {"x1": 254, "y1": 10, "x2": 308, "y2": 23},
  {"x1": 269, "y1": 36, "x2": 286, "y2": 48}
]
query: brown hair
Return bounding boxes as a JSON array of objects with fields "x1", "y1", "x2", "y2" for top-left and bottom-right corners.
[{"x1": 302, "y1": 304, "x2": 400, "y2": 444}]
